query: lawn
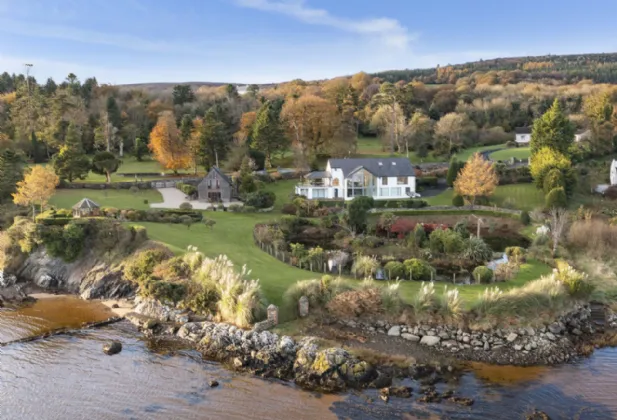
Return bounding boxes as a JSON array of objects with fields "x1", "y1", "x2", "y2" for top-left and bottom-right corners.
[
  {"x1": 355, "y1": 136, "x2": 443, "y2": 164},
  {"x1": 423, "y1": 184, "x2": 544, "y2": 211},
  {"x1": 453, "y1": 144, "x2": 507, "y2": 162},
  {"x1": 49, "y1": 189, "x2": 163, "y2": 210},
  {"x1": 490, "y1": 147, "x2": 531, "y2": 161}
]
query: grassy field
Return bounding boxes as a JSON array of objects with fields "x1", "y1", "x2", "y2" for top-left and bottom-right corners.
[
  {"x1": 49, "y1": 189, "x2": 163, "y2": 210},
  {"x1": 423, "y1": 184, "x2": 544, "y2": 211},
  {"x1": 490, "y1": 147, "x2": 531, "y2": 161},
  {"x1": 356, "y1": 136, "x2": 443, "y2": 163},
  {"x1": 453, "y1": 144, "x2": 506, "y2": 162}
]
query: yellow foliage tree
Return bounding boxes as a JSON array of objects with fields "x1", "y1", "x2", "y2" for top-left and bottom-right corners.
[
  {"x1": 454, "y1": 153, "x2": 498, "y2": 205},
  {"x1": 529, "y1": 146, "x2": 571, "y2": 189},
  {"x1": 13, "y1": 165, "x2": 59, "y2": 218},
  {"x1": 149, "y1": 111, "x2": 192, "y2": 173}
]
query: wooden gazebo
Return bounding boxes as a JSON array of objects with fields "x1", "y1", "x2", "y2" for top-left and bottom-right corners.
[{"x1": 72, "y1": 198, "x2": 101, "y2": 218}]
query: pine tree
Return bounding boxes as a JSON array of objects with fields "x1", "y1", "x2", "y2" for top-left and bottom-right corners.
[
  {"x1": 0, "y1": 149, "x2": 24, "y2": 201},
  {"x1": 446, "y1": 157, "x2": 463, "y2": 187},
  {"x1": 52, "y1": 122, "x2": 91, "y2": 182},
  {"x1": 198, "y1": 109, "x2": 228, "y2": 169},
  {"x1": 530, "y1": 99, "x2": 575, "y2": 156},
  {"x1": 251, "y1": 99, "x2": 288, "y2": 168}
]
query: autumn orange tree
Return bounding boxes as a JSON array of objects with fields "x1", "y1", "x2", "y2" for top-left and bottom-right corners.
[
  {"x1": 13, "y1": 165, "x2": 60, "y2": 218},
  {"x1": 149, "y1": 111, "x2": 192, "y2": 173},
  {"x1": 454, "y1": 153, "x2": 498, "y2": 205}
]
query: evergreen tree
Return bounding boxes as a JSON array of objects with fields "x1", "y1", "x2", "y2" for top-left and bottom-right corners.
[
  {"x1": 106, "y1": 96, "x2": 122, "y2": 129},
  {"x1": 179, "y1": 114, "x2": 194, "y2": 143},
  {"x1": 530, "y1": 99, "x2": 575, "y2": 156},
  {"x1": 133, "y1": 137, "x2": 149, "y2": 162},
  {"x1": 198, "y1": 109, "x2": 229, "y2": 169},
  {"x1": 92, "y1": 151, "x2": 121, "y2": 183},
  {"x1": 52, "y1": 123, "x2": 91, "y2": 182},
  {"x1": 30, "y1": 132, "x2": 45, "y2": 163},
  {"x1": 446, "y1": 157, "x2": 463, "y2": 187},
  {"x1": 0, "y1": 149, "x2": 24, "y2": 201},
  {"x1": 251, "y1": 99, "x2": 288, "y2": 168}
]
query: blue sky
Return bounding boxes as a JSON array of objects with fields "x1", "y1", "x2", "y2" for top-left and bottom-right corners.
[{"x1": 1, "y1": 0, "x2": 616, "y2": 84}]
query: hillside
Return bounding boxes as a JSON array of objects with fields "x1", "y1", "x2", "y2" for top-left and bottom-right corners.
[{"x1": 372, "y1": 52, "x2": 617, "y2": 84}]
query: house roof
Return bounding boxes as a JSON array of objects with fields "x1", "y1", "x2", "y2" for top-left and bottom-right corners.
[
  {"x1": 305, "y1": 171, "x2": 331, "y2": 179},
  {"x1": 72, "y1": 198, "x2": 100, "y2": 210},
  {"x1": 209, "y1": 167, "x2": 233, "y2": 185},
  {"x1": 514, "y1": 127, "x2": 532, "y2": 134},
  {"x1": 329, "y1": 158, "x2": 415, "y2": 178}
]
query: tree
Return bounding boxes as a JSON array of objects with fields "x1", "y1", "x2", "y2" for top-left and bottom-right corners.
[
  {"x1": 52, "y1": 122, "x2": 91, "y2": 182},
  {"x1": 172, "y1": 85, "x2": 195, "y2": 105},
  {"x1": 197, "y1": 108, "x2": 229, "y2": 169},
  {"x1": 548, "y1": 207, "x2": 569, "y2": 256},
  {"x1": 454, "y1": 153, "x2": 498, "y2": 205},
  {"x1": 179, "y1": 114, "x2": 194, "y2": 143},
  {"x1": 529, "y1": 147, "x2": 572, "y2": 190},
  {"x1": 0, "y1": 149, "x2": 24, "y2": 202},
  {"x1": 583, "y1": 92, "x2": 616, "y2": 155},
  {"x1": 92, "y1": 151, "x2": 121, "y2": 183},
  {"x1": 346, "y1": 196, "x2": 374, "y2": 233},
  {"x1": 246, "y1": 84, "x2": 260, "y2": 98},
  {"x1": 149, "y1": 111, "x2": 192, "y2": 173},
  {"x1": 13, "y1": 165, "x2": 59, "y2": 218},
  {"x1": 434, "y1": 112, "x2": 476, "y2": 156},
  {"x1": 406, "y1": 112, "x2": 433, "y2": 157},
  {"x1": 370, "y1": 102, "x2": 406, "y2": 153},
  {"x1": 370, "y1": 82, "x2": 400, "y2": 153},
  {"x1": 583, "y1": 91, "x2": 614, "y2": 124},
  {"x1": 446, "y1": 157, "x2": 464, "y2": 187},
  {"x1": 530, "y1": 99, "x2": 574, "y2": 156},
  {"x1": 350, "y1": 72, "x2": 372, "y2": 92},
  {"x1": 545, "y1": 187, "x2": 567, "y2": 209},
  {"x1": 235, "y1": 111, "x2": 256, "y2": 145},
  {"x1": 251, "y1": 99, "x2": 288, "y2": 168},
  {"x1": 133, "y1": 137, "x2": 149, "y2": 161}
]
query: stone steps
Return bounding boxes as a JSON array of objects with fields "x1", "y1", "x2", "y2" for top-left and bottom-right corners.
[{"x1": 590, "y1": 301, "x2": 606, "y2": 328}]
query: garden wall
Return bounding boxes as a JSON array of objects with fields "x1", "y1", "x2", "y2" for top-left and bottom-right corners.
[
  {"x1": 60, "y1": 178, "x2": 202, "y2": 190},
  {"x1": 369, "y1": 205, "x2": 522, "y2": 218}
]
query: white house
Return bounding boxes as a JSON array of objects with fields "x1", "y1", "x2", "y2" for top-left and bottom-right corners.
[
  {"x1": 611, "y1": 160, "x2": 617, "y2": 186},
  {"x1": 295, "y1": 158, "x2": 418, "y2": 201},
  {"x1": 516, "y1": 126, "x2": 591, "y2": 144},
  {"x1": 514, "y1": 127, "x2": 532, "y2": 144}
]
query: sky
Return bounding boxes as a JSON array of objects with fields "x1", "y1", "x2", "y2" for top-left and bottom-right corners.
[{"x1": 0, "y1": 0, "x2": 616, "y2": 85}]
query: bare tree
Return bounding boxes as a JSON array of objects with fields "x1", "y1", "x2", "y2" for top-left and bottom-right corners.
[{"x1": 549, "y1": 208, "x2": 569, "y2": 256}]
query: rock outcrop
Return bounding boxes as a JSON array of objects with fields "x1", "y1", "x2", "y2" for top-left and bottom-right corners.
[{"x1": 7, "y1": 248, "x2": 135, "y2": 300}]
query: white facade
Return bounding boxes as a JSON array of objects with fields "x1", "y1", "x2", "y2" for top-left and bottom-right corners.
[
  {"x1": 515, "y1": 133, "x2": 530, "y2": 144},
  {"x1": 575, "y1": 130, "x2": 591, "y2": 142},
  {"x1": 295, "y1": 160, "x2": 417, "y2": 201},
  {"x1": 611, "y1": 160, "x2": 617, "y2": 186}
]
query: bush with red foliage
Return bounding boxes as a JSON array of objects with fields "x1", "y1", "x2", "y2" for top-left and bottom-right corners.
[
  {"x1": 390, "y1": 218, "x2": 417, "y2": 239},
  {"x1": 422, "y1": 223, "x2": 449, "y2": 235}
]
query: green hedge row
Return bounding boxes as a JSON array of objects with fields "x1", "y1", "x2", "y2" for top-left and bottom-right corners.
[
  {"x1": 376, "y1": 209, "x2": 522, "y2": 220},
  {"x1": 416, "y1": 176, "x2": 439, "y2": 187},
  {"x1": 317, "y1": 199, "x2": 428, "y2": 209}
]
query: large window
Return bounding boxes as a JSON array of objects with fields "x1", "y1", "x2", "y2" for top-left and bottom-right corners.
[
  {"x1": 379, "y1": 188, "x2": 389, "y2": 197},
  {"x1": 346, "y1": 169, "x2": 376, "y2": 198},
  {"x1": 299, "y1": 188, "x2": 308, "y2": 197},
  {"x1": 391, "y1": 187, "x2": 402, "y2": 197},
  {"x1": 312, "y1": 189, "x2": 326, "y2": 198},
  {"x1": 381, "y1": 177, "x2": 388, "y2": 185},
  {"x1": 397, "y1": 176, "x2": 408, "y2": 185}
]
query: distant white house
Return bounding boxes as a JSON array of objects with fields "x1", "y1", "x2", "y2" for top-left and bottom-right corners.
[
  {"x1": 611, "y1": 160, "x2": 617, "y2": 186},
  {"x1": 515, "y1": 127, "x2": 591, "y2": 145},
  {"x1": 295, "y1": 158, "x2": 418, "y2": 201}
]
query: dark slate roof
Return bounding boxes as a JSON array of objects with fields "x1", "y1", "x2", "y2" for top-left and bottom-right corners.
[
  {"x1": 305, "y1": 171, "x2": 331, "y2": 179},
  {"x1": 329, "y1": 158, "x2": 415, "y2": 178},
  {"x1": 72, "y1": 198, "x2": 100, "y2": 210},
  {"x1": 514, "y1": 127, "x2": 532, "y2": 134},
  {"x1": 209, "y1": 167, "x2": 233, "y2": 185}
]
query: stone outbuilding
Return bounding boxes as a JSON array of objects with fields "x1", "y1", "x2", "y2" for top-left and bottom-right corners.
[{"x1": 72, "y1": 198, "x2": 101, "y2": 218}]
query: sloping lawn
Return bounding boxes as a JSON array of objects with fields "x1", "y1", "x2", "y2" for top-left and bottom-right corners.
[
  {"x1": 423, "y1": 184, "x2": 543, "y2": 211},
  {"x1": 356, "y1": 136, "x2": 443, "y2": 163},
  {"x1": 490, "y1": 148, "x2": 531, "y2": 161},
  {"x1": 49, "y1": 189, "x2": 163, "y2": 210},
  {"x1": 454, "y1": 144, "x2": 507, "y2": 162}
]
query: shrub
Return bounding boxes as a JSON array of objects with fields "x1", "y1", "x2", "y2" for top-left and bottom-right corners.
[
  {"x1": 543, "y1": 168, "x2": 565, "y2": 194},
  {"x1": 411, "y1": 282, "x2": 440, "y2": 318},
  {"x1": 506, "y1": 140, "x2": 517, "y2": 148},
  {"x1": 245, "y1": 190, "x2": 276, "y2": 209},
  {"x1": 520, "y1": 210, "x2": 531, "y2": 226},
  {"x1": 429, "y1": 228, "x2": 464, "y2": 254},
  {"x1": 347, "y1": 196, "x2": 374, "y2": 233},
  {"x1": 417, "y1": 176, "x2": 438, "y2": 187},
  {"x1": 494, "y1": 262, "x2": 519, "y2": 282},
  {"x1": 351, "y1": 255, "x2": 380, "y2": 278},
  {"x1": 462, "y1": 237, "x2": 493, "y2": 264},
  {"x1": 129, "y1": 185, "x2": 140, "y2": 194},
  {"x1": 412, "y1": 223, "x2": 427, "y2": 247},
  {"x1": 242, "y1": 206, "x2": 257, "y2": 213},
  {"x1": 472, "y1": 266, "x2": 494, "y2": 284},
  {"x1": 545, "y1": 187, "x2": 567, "y2": 209},
  {"x1": 390, "y1": 218, "x2": 416, "y2": 239},
  {"x1": 177, "y1": 183, "x2": 198, "y2": 197},
  {"x1": 179, "y1": 202, "x2": 193, "y2": 210},
  {"x1": 36, "y1": 223, "x2": 86, "y2": 262},
  {"x1": 384, "y1": 261, "x2": 406, "y2": 279},
  {"x1": 125, "y1": 248, "x2": 172, "y2": 284},
  {"x1": 326, "y1": 287, "x2": 383, "y2": 318},
  {"x1": 453, "y1": 220, "x2": 470, "y2": 238},
  {"x1": 281, "y1": 203, "x2": 298, "y2": 215},
  {"x1": 438, "y1": 286, "x2": 463, "y2": 321},
  {"x1": 283, "y1": 276, "x2": 354, "y2": 317},
  {"x1": 554, "y1": 263, "x2": 594, "y2": 299},
  {"x1": 505, "y1": 246, "x2": 526, "y2": 264},
  {"x1": 228, "y1": 204, "x2": 243, "y2": 213},
  {"x1": 568, "y1": 219, "x2": 617, "y2": 258},
  {"x1": 452, "y1": 194, "x2": 465, "y2": 207},
  {"x1": 144, "y1": 199, "x2": 149, "y2": 205},
  {"x1": 403, "y1": 258, "x2": 434, "y2": 281},
  {"x1": 140, "y1": 280, "x2": 187, "y2": 304}
]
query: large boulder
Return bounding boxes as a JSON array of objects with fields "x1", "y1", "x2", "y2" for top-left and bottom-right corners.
[
  {"x1": 103, "y1": 341, "x2": 122, "y2": 355},
  {"x1": 420, "y1": 336, "x2": 441, "y2": 346}
]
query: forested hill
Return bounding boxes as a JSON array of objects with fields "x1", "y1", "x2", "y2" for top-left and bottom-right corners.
[{"x1": 372, "y1": 53, "x2": 617, "y2": 85}]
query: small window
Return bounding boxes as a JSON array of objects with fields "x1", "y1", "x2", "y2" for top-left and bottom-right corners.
[
  {"x1": 397, "y1": 176, "x2": 407, "y2": 185},
  {"x1": 207, "y1": 179, "x2": 212, "y2": 188},
  {"x1": 381, "y1": 177, "x2": 388, "y2": 186}
]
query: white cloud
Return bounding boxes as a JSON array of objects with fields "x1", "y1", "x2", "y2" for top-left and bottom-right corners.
[{"x1": 233, "y1": 0, "x2": 414, "y2": 49}]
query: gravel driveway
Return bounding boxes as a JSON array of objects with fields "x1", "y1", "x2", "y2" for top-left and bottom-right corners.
[{"x1": 150, "y1": 188, "x2": 241, "y2": 209}]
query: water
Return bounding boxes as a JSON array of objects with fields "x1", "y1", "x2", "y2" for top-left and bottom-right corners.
[{"x1": 1, "y1": 297, "x2": 617, "y2": 419}]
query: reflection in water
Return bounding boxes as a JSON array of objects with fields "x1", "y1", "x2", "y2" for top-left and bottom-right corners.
[{"x1": 0, "y1": 297, "x2": 616, "y2": 420}]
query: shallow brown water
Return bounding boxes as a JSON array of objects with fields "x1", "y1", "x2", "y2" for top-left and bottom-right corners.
[{"x1": 1, "y1": 297, "x2": 617, "y2": 419}]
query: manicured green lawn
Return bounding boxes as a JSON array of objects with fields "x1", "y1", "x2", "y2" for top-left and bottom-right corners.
[
  {"x1": 453, "y1": 144, "x2": 507, "y2": 162},
  {"x1": 423, "y1": 184, "x2": 543, "y2": 211},
  {"x1": 355, "y1": 136, "x2": 443, "y2": 163},
  {"x1": 490, "y1": 147, "x2": 531, "y2": 161},
  {"x1": 49, "y1": 189, "x2": 163, "y2": 210}
]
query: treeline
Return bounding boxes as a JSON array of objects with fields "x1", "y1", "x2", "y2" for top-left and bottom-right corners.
[{"x1": 373, "y1": 53, "x2": 617, "y2": 85}]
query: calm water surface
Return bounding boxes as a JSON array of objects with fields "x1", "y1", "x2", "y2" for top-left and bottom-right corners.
[{"x1": 1, "y1": 297, "x2": 616, "y2": 420}]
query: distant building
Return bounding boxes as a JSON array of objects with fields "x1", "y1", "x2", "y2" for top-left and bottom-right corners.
[
  {"x1": 295, "y1": 157, "x2": 418, "y2": 201},
  {"x1": 611, "y1": 160, "x2": 617, "y2": 186},
  {"x1": 198, "y1": 167, "x2": 235, "y2": 202},
  {"x1": 72, "y1": 198, "x2": 100, "y2": 218},
  {"x1": 515, "y1": 127, "x2": 591, "y2": 145}
]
